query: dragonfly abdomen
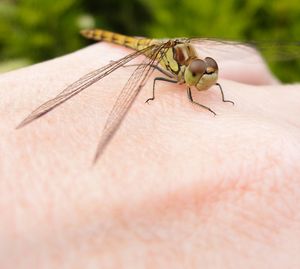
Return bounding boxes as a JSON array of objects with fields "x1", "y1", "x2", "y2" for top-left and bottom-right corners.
[{"x1": 81, "y1": 29, "x2": 153, "y2": 51}]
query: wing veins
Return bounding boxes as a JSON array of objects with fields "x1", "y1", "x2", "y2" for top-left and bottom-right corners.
[
  {"x1": 17, "y1": 44, "x2": 157, "y2": 129},
  {"x1": 93, "y1": 42, "x2": 170, "y2": 161}
]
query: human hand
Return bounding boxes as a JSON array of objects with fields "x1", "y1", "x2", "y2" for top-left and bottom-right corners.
[{"x1": 0, "y1": 42, "x2": 299, "y2": 268}]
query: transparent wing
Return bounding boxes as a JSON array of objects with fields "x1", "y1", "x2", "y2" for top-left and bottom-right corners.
[
  {"x1": 16, "y1": 44, "x2": 157, "y2": 129},
  {"x1": 249, "y1": 41, "x2": 300, "y2": 62},
  {"x1": 187, "y1": 37, "x2": 300, "y2": 83},
  {"x1": 186, "y1": 38, "x2": 262, "y2": 62},
  {"x1": 188, "y1": 38, "x2": 300, "y2": 62},
  {"x1": 93, "y1": 42, "x2": 168, "y2": 162}
]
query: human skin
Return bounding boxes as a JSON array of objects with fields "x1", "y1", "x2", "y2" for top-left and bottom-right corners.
[{"x1": 0, "y1": 42, "x2": 300, "y2": 268}]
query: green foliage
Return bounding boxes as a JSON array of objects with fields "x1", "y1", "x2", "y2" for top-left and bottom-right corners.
[
  {"x1": 0, "y1": 0, "x2": 83, "y2": 64},
  {"x1": 83, "y1": 0, "x2": 153, "y2": 35},
  {"x1": 0, "y1": 0, "x2": 299, "y2": 82},
  {"x1": 143, "y1": 0, "x2": 300, "y2": 82}
]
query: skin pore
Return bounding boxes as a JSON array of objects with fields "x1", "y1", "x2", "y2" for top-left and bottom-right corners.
[{"x1": 0, "y1": 42, "x2": 300, "y2": 268}]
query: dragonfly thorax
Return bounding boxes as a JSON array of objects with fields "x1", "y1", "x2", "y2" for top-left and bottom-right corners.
[
  {"x1": 184, "y1": 57, "x2": 219, "y2": 91},
  {"x1": 173, "y1": 43, "x2": 198, "y2": 66}
]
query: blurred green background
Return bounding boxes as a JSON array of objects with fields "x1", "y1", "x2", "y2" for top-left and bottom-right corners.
[{"x1": 0, "y1": 0, "x2": 299, "y2": 82}]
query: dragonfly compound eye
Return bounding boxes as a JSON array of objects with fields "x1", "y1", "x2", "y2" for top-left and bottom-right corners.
[
  {"x1": 204, "y1": 57, "x2": 218, "y2": 73},
  {"x1": 188, "y1": 59, "x2": 206, "y2": 77}
]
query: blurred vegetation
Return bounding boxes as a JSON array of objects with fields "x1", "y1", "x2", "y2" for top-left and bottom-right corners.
[{"x1": 0, "y1": 0, "x2": 299, "y2": 82}]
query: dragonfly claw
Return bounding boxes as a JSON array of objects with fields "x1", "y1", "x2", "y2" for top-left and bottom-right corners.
[
  {"x1": 145, "y1": 98, "x2": 154, "y2": 104},
  {"x1": 224, "y1": 100, "x2": 235, "y2": 105}
]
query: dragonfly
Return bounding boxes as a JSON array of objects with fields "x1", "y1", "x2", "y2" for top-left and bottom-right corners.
[{"x1": 17, "y1": 29, "x2": 237, "y2": 163}]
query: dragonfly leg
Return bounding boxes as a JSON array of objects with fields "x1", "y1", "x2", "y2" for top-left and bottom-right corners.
[
  {"x1": 187, "y1": 87, "x2": 216, "y2": 116},
  {"x1": 145, "y1": 77, "x2": 177, "y2": 104},
  {"x1": 216, "y1": 83, "x2": 234, "y2": 105}
]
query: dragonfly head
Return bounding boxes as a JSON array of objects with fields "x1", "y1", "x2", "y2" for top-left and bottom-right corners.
[{"x1": 185, "y1": 57, "x2": 219, "y2": 91}]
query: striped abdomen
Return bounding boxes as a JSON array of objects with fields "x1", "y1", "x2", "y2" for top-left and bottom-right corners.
[{"x1": 80, "y1": 29, "x2": 154, "y2": 51}]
